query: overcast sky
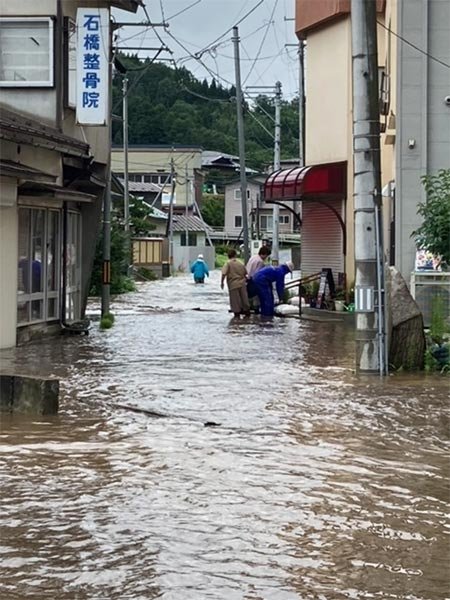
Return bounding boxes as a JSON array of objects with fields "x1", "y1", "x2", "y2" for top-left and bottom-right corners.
[{"x1": 113, "y1": 0, "x2": 300, "y2": 100}]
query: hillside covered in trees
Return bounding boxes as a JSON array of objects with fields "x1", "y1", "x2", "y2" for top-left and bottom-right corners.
[{"x1": 112, "y1": 56, "x2": 300, "y2": 171}]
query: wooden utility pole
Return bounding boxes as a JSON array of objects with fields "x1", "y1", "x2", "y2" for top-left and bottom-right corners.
[
  {"x1": 232, "y1": 26, "x2": 250, "y2": 263},
  {"x1": 272, "y1": 81, "x2": 282, "y2": 265},
  {"x1": 351, "y1": 0, "x2": 387, "y2": 375}
]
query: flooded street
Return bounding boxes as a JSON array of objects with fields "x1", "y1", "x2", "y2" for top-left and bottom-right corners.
[{"x1": 0, "y1": 271, "x2": 448, "y2": 600}]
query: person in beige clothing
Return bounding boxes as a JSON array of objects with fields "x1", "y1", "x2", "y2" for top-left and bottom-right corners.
[{"x1": 221, "y1": 248, "x2": 250, "y2": 318}]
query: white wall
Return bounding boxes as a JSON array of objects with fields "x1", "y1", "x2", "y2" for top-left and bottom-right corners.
[
  {"x1": 0, "y1": 204, "x2": 18, "y2": 348},
  {"x1": 305, "y1": 17, "x2": 351, "y2": 165}
]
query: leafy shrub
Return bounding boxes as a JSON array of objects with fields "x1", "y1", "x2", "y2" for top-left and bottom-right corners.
[{"x1": 100, "y1": 316, "x2": 113, "y2": 329}]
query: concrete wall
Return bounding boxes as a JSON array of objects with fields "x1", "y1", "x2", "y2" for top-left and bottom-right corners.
[
  {"x1": 173, "y1": 246, "x2": 216, "y2": 274},
  {"x1": 0, "y1": 374, "x2": 59, "y2": 414},
  {"x1": 396, "y1": 0, "x2": 450, "y2": 278},
  {"x1": 305, "y1": 18, "x2": 351, "y2": 165}
]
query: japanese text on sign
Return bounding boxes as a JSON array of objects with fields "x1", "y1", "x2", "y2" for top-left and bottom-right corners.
[{"x1": 76, "y1": 8, "x2": 109, "y2": 125}]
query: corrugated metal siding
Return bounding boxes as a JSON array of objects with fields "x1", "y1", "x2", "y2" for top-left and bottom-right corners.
[{"x1": 301, "y1": 199, "x2": 344, "y2": 279}]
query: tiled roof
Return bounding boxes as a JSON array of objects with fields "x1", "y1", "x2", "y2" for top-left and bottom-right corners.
[
  {"x1": 172, "y1": 214, "x2": 213, "y2": 233},
  {"x1": 0, "y1": 106, "x2": 89, "y2": 158},
  {"x1": 119, "y1": 179, "x2": 162, "y2": 193}
]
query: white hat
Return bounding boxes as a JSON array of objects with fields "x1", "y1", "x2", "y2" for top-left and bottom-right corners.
[
  {"x1": 285, "y1": 261, "x2": 294, "y2": 272},
  {"x1": 198, "y1": 254, "x2": 204, "y2": 259}
]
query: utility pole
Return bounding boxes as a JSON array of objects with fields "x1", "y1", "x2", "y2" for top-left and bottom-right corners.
[
  {"x1": 351, "y1": 0, "x2": 387, "y2": 375},
  {"x1": 232, "y1": 26, "x2": 250, "y2": 264},
  {"x1": 167, "y1": 159, "x2": 176, "y2": 275},
  {"x1": 122, "y1": 76, "x2": 130, "y2": 234},
  {"x1": 272, "y1": 81, "x2": 282, "y2": 265},
  {"x1": 185, "y1": 164, "x2": 189, "y2": 264},
  {"x1": 298, "y1": 41, "x2": 305, "y2": 167},
  {"x1": 101, "y1": 21, "x2": 113, "y2": 317}
]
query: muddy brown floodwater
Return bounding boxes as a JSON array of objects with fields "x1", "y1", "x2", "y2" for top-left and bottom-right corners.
[{"x1": 0, "y1": 271, "x2": 449, "y2": 600}]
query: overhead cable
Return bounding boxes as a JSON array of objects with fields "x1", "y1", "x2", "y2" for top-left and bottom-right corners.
[
  {"x1": 243, "y1": 0, "x2": 280, "y2": 85},
  {"x1": 194, "y1": 0, "x2": 265, "y2": 59},
  {"x1": 377, "y1": 20, "x2": 450, "y2": 69}
]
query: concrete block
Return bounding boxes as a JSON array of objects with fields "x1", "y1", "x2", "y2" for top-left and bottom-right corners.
[
  {"x1": 0, "y1": 374, "x2": 59, "y2": 415},
  {"x1": 0, "y1": 375, "x2": 14, "y2": 411}
]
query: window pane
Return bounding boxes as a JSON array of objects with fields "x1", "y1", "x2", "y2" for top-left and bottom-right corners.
[
  {"x1": 17, "y1": 300, "x2": 30, "y2": 324},
  {"x1": 0, "y1": 20, "x2": 51, "y2": 85},
  {"x1": 47, "y1": 298, "x2": 58, "y2": 320},
  {"x1": 18, "y1": 208, "x2": 30, "y2": 293},
  {"x1": 47, "y1": 211, "x2": 59, "y2": 292},
  {"x1": 31, "y1": 299, "x2": 43, "y2": 321},
  {"x1": 31, "y1": 209, "x2": 44, "y2": 293}
]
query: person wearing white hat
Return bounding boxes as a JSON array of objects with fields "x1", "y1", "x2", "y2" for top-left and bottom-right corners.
[
  {"x1": 251, "y1": 262, "x2": 294, "y2": 317},
  {"x1": 190, "y1": 254, "x2": 209, "y2": 284}
]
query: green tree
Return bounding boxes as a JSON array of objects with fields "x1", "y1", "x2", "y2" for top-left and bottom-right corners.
[
  {"x1": 413, "y1": 169, "x2": 450, "y2": 267},
  {"x1": 201, "y1": 195, "x2": 225, "y2": 227}
]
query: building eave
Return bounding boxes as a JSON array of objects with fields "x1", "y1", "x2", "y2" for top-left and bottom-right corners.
[
  {"x1": 0, "y1": 106, "x2": 90, "y2": 159},
  {"x1": 110, "y1": 0, "x2": 143, "y2": 14}
]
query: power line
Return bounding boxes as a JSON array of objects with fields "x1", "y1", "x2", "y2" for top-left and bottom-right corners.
[
  {"x1": 167, "y1": 0, "x2": 203, "y2": 21},
  {"x1": 243, "y1": 0, "x2": 279, "y2": 85},
  {"x1": 377, "y1": 20, "x2": 450, "y2": 69},
  {"x1": 195, "y1": 0, "x2": 265, "y2": 59}
]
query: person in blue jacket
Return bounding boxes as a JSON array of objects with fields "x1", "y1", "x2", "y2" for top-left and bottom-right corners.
[
  {"x1": 252, "y1": 261, "x2": 294, "y2": 316},
  {"x1": 190, "y1": 254, "x2": 209, "y2": 284}
]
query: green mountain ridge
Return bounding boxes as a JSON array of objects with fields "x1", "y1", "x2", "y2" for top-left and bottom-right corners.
[{"x1": 112, "y1": 55, "x2": 300, "y2": 171}]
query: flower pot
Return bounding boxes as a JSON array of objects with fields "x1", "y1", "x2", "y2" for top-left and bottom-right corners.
[{"x1": 334, "y1": 300, "x2": 346, "y2": 312}]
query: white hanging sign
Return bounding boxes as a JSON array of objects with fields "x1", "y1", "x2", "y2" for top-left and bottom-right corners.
[{"x1": 76, "y1": 8, "x2": 109, "y2": 125}]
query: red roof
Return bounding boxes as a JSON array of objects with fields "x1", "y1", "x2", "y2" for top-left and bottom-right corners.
[{"x1": 264, "y1": 161, "x2": 347, "y2": 201}]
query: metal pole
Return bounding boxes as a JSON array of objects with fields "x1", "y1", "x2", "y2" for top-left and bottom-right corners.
[
  {"x1": 232, "y1": 26, "x2": 250, "y2": 264},
  {"x1": 122, "y1": 76, "x2": 130, "y2": 233},
  {"x1": 351, "y1": 0, "x2": 386, "y2": 374},
  {"x1": 272, "y1": 80, "x2": 282, "y2": 265},
  {"x1": 101, "y1": 18, "x2": 112, "y2": 317}
]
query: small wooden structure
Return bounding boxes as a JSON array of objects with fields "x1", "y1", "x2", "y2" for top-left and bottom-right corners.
[{"x1": 132, "y1": 237, "x2": 169, "y2": 278}]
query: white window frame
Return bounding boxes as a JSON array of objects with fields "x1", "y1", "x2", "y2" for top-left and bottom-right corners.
[
  {"x1": 0, "y1": 17, "x2": 54, "y2": 87},
  {"x1": 234, "y1": 188, "x2": 250, "y2": 201},
  {"x1": 260, "y1": 214, "x2": 273, "y2": 232},
  {"x1": 280, "y1": 214, "x2": 290, "y2": 225},
  {"x1": 234, "y1": 215, "x2": 242, "y2": 228}
]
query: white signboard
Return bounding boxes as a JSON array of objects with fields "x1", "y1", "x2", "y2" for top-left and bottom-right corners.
[
  {"x1": 162, "y1": 192, "x2": 176, "y2": 206},
  {"x1": 76, "y1": 8, "x2": 109, "y2": 125}
]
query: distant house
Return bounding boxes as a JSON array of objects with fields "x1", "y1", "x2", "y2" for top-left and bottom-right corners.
[
  {"x1": 121, "y1": 180, "x2": 162, "y2": 206},
  {"x1": 224, "y1": 176, "x2": 296, "y2": 241},
  {"x1": 171, "y1": 214, "x2": 213, "y2": 248},
  {"x1": 170, "y1": 214, "x2": 215, "y2": 273},
  {"x1": 202, "y1": 150, "x2": 258, "y2": 194},
  {"x1": 111, "y1": 145, "x2": 203, "y2": 210}
]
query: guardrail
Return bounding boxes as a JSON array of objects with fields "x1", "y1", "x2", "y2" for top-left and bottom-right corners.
[{"x1": 210, "y1": 228, "x2": 300, "y2": 244}]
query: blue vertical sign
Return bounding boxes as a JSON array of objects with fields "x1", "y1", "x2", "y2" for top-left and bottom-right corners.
[{"x1": 76, "y1": 8, "x2": 109, "y2": 125}]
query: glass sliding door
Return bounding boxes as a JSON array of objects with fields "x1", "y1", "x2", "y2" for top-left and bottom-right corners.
[{"x1": 17, "y1": 207, "x2": 62, "y2": 326}]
